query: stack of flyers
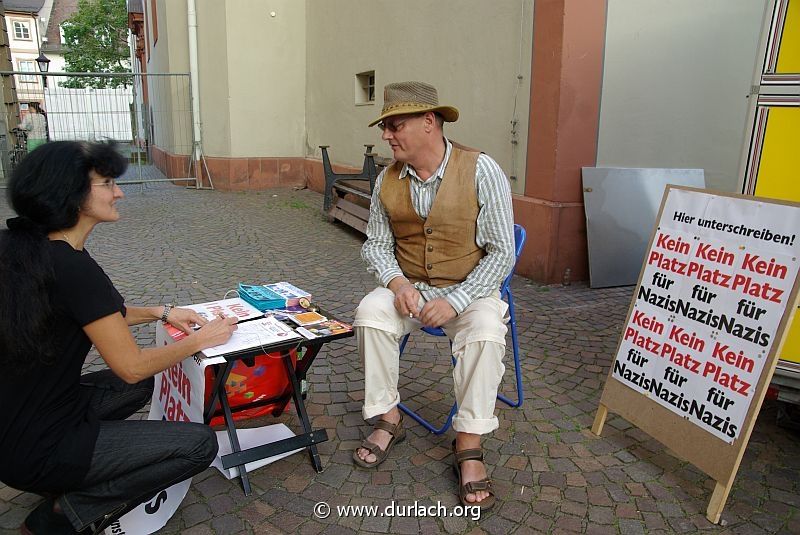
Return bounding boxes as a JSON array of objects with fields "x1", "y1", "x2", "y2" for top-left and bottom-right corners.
[
  {"x1": 262, "y1": 305, "x2": 307, "y2": 321},
  {"x1": 264, "y1": 282, "x2": 312, "y2": 307},
  {"x1": 296, "y1": 319, "x2": 353, "y2": 339},
  {"x1": 288, "y1": 311, "x2": 327, "y2": 326},
  {"x1": 238, "y1": 283, "x2": 286, "y2": 310}
]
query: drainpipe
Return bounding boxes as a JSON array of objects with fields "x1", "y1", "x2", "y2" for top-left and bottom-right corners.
[{"x1": 187, "y1": 0, "x2": 202, "y2": 167}]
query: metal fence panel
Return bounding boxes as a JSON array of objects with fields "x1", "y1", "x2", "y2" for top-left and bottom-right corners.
[
  {"x1": 0, "y1": 72, "x2": 196, "y2": 188},
  {"x1": 46, "y1": 87, "x2": 133, "y2": 141}
]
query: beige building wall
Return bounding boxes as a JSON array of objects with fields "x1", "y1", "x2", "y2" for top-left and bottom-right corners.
[
  {"x1": 139, "y1": 0, "x2": 766, "y2": 196},
  {"x1": 138, "y1": 0, "x2": 532, "y2": 189},
  {"x1": 224, "y1": 1, "x2": 306, "y2": 158},
  {"x1": 596, "y1": 0, "x2": 767, "y2": 192},
  {"x1": 196, "y1": 0, "x2": 230, "y2": 157},
  {"x1": 145, "y1": 0, "x2": 193, "y2": 155},
  {"x1": 305, "y1": 0, "x2": 533, "y2": 194},
  {"x1": 147, "y1": 1, "x2": 306, "y2": 160}
]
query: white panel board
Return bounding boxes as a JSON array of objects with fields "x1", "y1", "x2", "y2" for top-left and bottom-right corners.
[{"x1": 582, "y1": 167, "x2": 705, "y2": 288}]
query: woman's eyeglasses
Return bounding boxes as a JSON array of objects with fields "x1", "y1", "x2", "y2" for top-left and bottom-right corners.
[{"x1": 91, "y1": 178, "x2": 117, "y2": 189}]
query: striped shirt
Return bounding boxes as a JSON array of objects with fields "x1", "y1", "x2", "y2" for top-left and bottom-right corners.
[{"x1": 361, "y1": 138, "x2": 515, "y2": 314}]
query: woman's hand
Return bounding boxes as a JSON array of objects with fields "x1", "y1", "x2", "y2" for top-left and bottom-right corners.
[
  {"x1": 191, "y1": 315, "x2": 238, "y2": 349},
  {"x1": 167, "y1": 307, "x2": 208, "y2": 334},
  {"x1": 87, "y1": 312, "x2": 237, "y2": 384}
]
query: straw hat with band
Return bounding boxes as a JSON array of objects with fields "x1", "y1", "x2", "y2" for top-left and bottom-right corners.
[{"x1": 369, "y1": 81, "x2": 459, "y2": 127}]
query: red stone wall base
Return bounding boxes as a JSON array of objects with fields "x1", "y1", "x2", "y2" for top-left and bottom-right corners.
[
  {"x1": 150, "y1": 145, "x2": 196, "y2": 187},
  {"x1": 512, "y1": 195, "x2": 589, "y2": 285},
  {"x1": 149, "y1": 145, "x2": 363, "y2": 193}
]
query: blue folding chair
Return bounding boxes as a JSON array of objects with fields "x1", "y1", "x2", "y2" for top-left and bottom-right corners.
[{"x1": 397, "y1": 224, "x2": 527, "y2": 434}]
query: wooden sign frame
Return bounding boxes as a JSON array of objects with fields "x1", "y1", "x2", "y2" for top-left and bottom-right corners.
[{"x1": 592, "y1": 186, "x2": 800, "y2": 524}]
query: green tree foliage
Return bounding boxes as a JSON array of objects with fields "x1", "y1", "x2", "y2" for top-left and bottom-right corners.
[{"x1": 61, "y1": 0, "x2": 131, "y2": 88}]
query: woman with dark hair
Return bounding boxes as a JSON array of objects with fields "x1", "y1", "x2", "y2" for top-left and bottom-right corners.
[{"x1": 0, "y1": 141, "x2": 238, "y2": 534}]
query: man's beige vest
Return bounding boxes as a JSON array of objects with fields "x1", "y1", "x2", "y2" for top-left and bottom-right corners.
[{"x1": 379, "y1": 146, "x2": 485, "y2": 288}]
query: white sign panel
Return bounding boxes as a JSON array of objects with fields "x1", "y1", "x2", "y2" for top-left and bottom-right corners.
[
  {"x1": 212, "y1": 425, "x2": 301, "y2": 479},
  {"x1": 613, "y1": 188, "x2": 800, "y2": 443}
]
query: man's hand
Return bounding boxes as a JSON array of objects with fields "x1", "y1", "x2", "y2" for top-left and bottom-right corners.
[
  {"x1": 418, "y1": 298, "x2": 456, "y2": 328},
  {"x1": 389, "y1": 278, "x2": 422, "y2": 318}
]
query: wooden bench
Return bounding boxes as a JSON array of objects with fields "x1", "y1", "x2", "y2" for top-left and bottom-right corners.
[
  {"x1": 320, "y1": 145, "x2": 391, "y2": 233},
  {"x1": 320, "y1": 141, "x2": 475, "y2": 233}
]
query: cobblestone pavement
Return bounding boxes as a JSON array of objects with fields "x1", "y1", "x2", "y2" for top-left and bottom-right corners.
[{"x1": 1, "y1": 183, "x2": 798, "y2": 535}]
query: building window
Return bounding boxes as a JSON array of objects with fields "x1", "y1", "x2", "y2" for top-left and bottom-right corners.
[
  {"x1": 13, "y1": 20, "x2": 31, "y2": 40},
  {"x1": 19, "y1": 61, "x2": 37, "y2": 83},
  {"x1": 355, "y1": 71, "x2": 375, "y2": 105}
]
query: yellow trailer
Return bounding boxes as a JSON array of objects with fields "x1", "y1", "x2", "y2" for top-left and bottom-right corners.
[{"x1": 740, "y1": 0, "x2": 800, "y2": 404}]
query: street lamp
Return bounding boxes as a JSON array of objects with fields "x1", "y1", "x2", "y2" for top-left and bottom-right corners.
[
  {"x1": 36, "y1": 52, "x2": 50, "y2": 89},
  {"x1": 35, "y1": 52, "x2": 50, "y2": 73}
]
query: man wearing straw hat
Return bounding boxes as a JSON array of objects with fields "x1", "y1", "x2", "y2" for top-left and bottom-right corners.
[{"x1": 352, "y1": 81, "x2": 515, "y2": 510}]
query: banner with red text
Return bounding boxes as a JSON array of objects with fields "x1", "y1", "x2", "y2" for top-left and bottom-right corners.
[{"x1": 614, "y1": 188, "x2": 800, "y2": 443}]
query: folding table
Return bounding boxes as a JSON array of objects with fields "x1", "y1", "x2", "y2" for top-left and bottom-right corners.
[{"x1": 202, "y1": 312, "x2": 353, "y2": 495}]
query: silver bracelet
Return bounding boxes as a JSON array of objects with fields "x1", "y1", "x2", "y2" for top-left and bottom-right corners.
[{"x1": 161, "y1": 303, "x2": 173, "y2": 323}]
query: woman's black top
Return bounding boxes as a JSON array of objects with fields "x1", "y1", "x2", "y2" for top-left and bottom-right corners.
[{"x1": 0, "y1": 241, "x2": 125, "y2": 492}]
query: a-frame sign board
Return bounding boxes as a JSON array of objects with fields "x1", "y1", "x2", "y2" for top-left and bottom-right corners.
[{"x1": 592, "y1": 186, "x2": 800, "y2": 524}]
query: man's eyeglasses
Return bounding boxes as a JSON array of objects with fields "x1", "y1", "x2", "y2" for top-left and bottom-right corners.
[
  {"x1": 91, "y1": 178, "x2": 117, "y2": 189},
  {"x1": 377, "y1": 114, "x2": 420, "y2": 133}
]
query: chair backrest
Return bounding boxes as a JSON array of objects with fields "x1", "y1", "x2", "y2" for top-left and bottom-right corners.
[{"x1": 500, "y1": 224, "x2": 527, "y2": 298}]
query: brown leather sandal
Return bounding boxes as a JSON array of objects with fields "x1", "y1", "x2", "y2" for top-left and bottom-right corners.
[
  {"x1": 452, "y1": 439, "x2": 496, "y2": 510},
  {"x1": 352, "y1": 414, "x2": 405, "y2": 468}
]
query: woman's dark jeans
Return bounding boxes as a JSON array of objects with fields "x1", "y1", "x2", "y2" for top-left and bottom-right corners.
[{"x1": 58, "y1": 370, "x2": 218, "y2": 532}]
